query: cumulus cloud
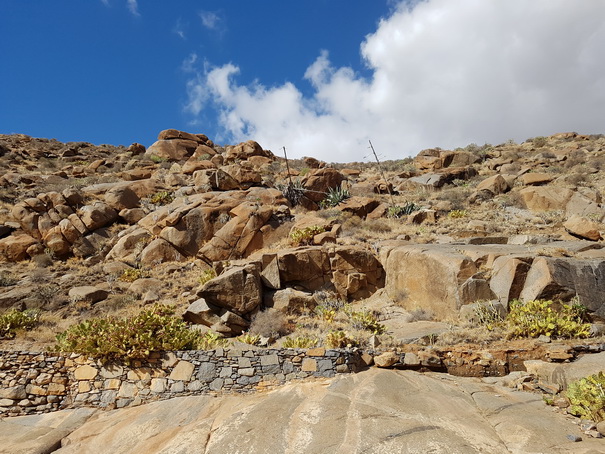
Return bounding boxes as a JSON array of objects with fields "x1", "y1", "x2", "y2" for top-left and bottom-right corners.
[{"x1": 184, "y1": 0, "x2": 605, "y2": 161}]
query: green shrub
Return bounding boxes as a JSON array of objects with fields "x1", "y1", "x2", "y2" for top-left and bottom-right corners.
[
  {"x1": 198, "y1": 330, "x2": 229, "y2": 350},
  {"x1": 282, "y1": 336, "x2": 318, "y2": 349},
  {"x1": 54, "y1": 304, "x2": 204, "y2": 361},
  {"x1": 236, "y1": 332, "x2": 261, "y2": 346},
  {"x1": 149, "y1": 191, "x2": 174, "y2": 205},
  {"x1": 320, "y1": 187, "x2": 350, "y2": 209},
  {"x1": 347, "y1": 309, "x2": 386, "y2": 334},
  {"x1": 0, "y1": 309, "x2": 40, "y2": 339},
  {"x1": 448, "y1": 209, "x2": 467, "y2": 219},
  {"x1": 506, "y1": 299, "x2": 591, "y2": 339},
  {"x1": 119, "y1": 267, "x2": 150, "y2": 283},
  {"x1": 566, "y1": 372, "x2": 605, "y2": 422},
  {"x1": 290, "y1": 225, "x2": 325, "y2": 246},
  {"x1": 325, "y1": 330, "x2": 357, "y2": 348},
  {"x1": 198, "y1": 268, "x2": 217, "y2": 286},
  {"x1": 0, "y1": 271, "x2": 18, "y2": 287},
  {"x1": 278, "y1": 180, "x2": 306, "y2": 207},
  {"x1": 387, "y1": 202, "x2": 420, "y2": 218}
]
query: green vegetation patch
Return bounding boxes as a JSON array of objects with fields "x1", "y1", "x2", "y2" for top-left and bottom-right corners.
[
  {"x1": 0, "y1": 309, "x2": 40, "y2": 339},
  {"x1": 566, "y1": 372, "x2": 605, "y2": 422},
  {"x1": 54, "y1": 304, "x2": 208, "y2": 361}
]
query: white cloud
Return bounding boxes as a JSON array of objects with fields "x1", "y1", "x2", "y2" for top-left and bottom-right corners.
[
  {"x1": 199, "y1": 11, "x2": 221, "y2": 31},
  {"x1": 127, "y1": 0, "x2": 139, "y2": 16},
  {"x1": 173, "y1": 18, "x2": 187, "y2": 40},
  {"x1": 184, "y1": 0, "x2": 605, "y2": 162}
]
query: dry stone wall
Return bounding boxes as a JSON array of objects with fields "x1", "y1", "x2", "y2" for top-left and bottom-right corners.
[{"x1": 0, "y1": 347, "x2": 363, "y2": 417}]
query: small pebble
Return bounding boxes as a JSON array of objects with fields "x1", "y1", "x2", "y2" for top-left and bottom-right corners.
[{"x1": 566, "y1": 434, "x2": 582, "y2": 442}]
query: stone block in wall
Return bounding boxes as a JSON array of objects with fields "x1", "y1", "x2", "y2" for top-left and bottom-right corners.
[
  {"x1": 169, "y1": 361, "x2": 195, "y2": 381},
  {"x1": 301, "y1": 358, "x2": 317, "y2": 372},
  {"x1": 260, "y1": 354, "x2": 279, "y2": 366},
  {"x1": 150, "y1": 378, "x2": 167, "y2": 393},
  {"x1": 100, "y1": 364, "x2": 123, "y2": 379},
  {"x1": 197, "y1": 363, "x2": 216, "y2": 382},
  {"x1": 209, "y1": 378, "x2": 224, "y2": 391},
  {"x1": 306, "y1": 347, "x2": 326, "y2": 357},
  {"x1": 74, "y1": 365, "x2": 98, "y2": 380},
  {"x1": 0, "y1": 385, "x2": 26, "y2": 400}
]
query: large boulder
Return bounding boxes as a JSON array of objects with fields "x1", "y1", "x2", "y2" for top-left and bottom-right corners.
[
  {"x1": 563, "y1": 214, "x2": 602, "y2": 241},
  {"x1": 146, "y1": 139, "x2": 198, "y2": 161},
  {"x1": 302, "y1": 168, "x2": 346, "y2": 203},
  {"x1": 519, "y1": 257, "x2": 605, "y2": 317},
  {"x1": 197, "y1": 263, "x2": 262, "y2": 316},
  {"x1": 384, "y1": 244, "x2": 478, "y2": 318},
  {"x1": 518, "y1": 187, "x2": 574, "y2": 212},
  {"x1": 0, "y1": 233, "x2": 39, "y2": 261}
]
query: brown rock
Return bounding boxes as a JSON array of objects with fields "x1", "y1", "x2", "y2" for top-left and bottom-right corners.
[
  {"x1": 193, "y1": 169, "x2": 240, "y2": 190},
  {"x1": 68, "y1": 286, "x2": 109, "y2": 304},
  {"x1": 183, "y1": 298, "x2": 222, "y2": 326},
  {"x1": 563, "y1": 214, "x2": 602, "y2": 241},
  {"x1": 197, "y1": 263, "x2": 262, "y2": 316},
  {"x1": 518, "y1": 187, "x2": 574, "y2": 212},
  {"x1": 78, "y1": 203, "x2": 118, "y2": 231},
  {"x1": 0, "y1": 233, "x2": 38, "y2": 261},
  {"x1": 476, "y1": 175, "x2": 509, "y2": 194},
  {"x1": 302, "y1": 168, "x2": 346, "y2": 202},
  {"x1": 157, "y1": 129, "x2": 204, "y2": 143},
  {"x1": 374, "y1": 352, "x2": 399, "y2": 368},
  {"x1": 519, "y1": 173, "x2": 553, "y2": 186},
  {"x1": 139, "y1": 238, "x2": 184, "y2": 264},
  {"x1": 146, "y1": 139, "x2": 198, "y2": 161},
  {"x1": 263, "y1": 288, "x2": 316, "y2": 314},
  {"x1": 489, "y1": 257, "x2": 532, "y2": 303},
  {"x1": 104, "y1": 186, "x2": 140, "y2": 211}
]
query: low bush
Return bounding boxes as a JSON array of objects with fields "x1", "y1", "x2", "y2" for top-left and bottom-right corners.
[
  {"x1": 506, "y1": 299, "x2": 591, "y2": 339},
  {"x1": 347, "y1": 309, "x2": 386, "y2": 334},
  {"x1": 54, "y1": 304, "x2": 205, "y2": 361},
  {"x1": 387, "y1": 202, "x2": 420, "y2": 218},
  {"x1": 249, "y1": 309, "x2": 289, "y2": 338},
  {"x1": 149, "y1": 191, "x2": 174, "y2": 205},
  {"x1": 282, "y1": 336, "x2": 318, "y2": 349},
  {"x1": 325, "y1": 330, "x2": 357, "y2": 348},
  {"x1": 0, "y1": 309, "x2": 40, "y2": 339},
  {"x1": 320, "y1": 187, "x2": 350, "y2": 208},
  {"x1": 236, "y1": 332, "x2": 261, "y2": 346},
  {"x1": 198, "y1": 268, "x2": 217, "y2": 286},
  {"x1": 119, "y1": 267, "x2": 150, "y2": 283},
  {"x1": 566, "y1": 372, "x2": 605, "y2": 422},
  {"x1": 290, "y1": 225, "x2": 325, "y2": 246}
]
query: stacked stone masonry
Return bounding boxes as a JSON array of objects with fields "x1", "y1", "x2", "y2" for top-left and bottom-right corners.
[{"x1": 0, "y1": 348, "x2": 363, "y2": 417}]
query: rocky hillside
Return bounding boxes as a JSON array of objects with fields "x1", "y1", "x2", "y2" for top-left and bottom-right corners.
[{"x1": 1, "y1": 130, "x2": 605, "y2": 350}]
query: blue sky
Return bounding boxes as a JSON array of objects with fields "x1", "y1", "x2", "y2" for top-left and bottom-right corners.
[{"x1": 2, "y1": 1, "x2": 605, "y2": 161}]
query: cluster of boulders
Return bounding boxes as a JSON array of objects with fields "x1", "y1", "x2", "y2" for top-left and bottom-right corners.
[{"x1": 184, "y1": 244, "x2": 384, "y2": 335}]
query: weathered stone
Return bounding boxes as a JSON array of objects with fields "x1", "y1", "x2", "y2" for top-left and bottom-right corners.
[
  {"x1": 74, "y1": 365, "x2": 98, "y2": 380},
  {"x1": 183, "y1": 298, "x2": 222, "y2": 327},
  {"x1": 263, "y1": 288, "x2": 316, "y2": 314},
  {"x1": 197, "y1": 264, "x2": 262, "y2": 316},
  {"x1": 146, "y1": 139, "x2": 198, "y2": 161},
  {"x1": 489, "y1": 257, "x2": 532, "y2": 303},
  {"x1": 0, "y1": 385, "x2": 26, "y2": 400},
  {"x1": 0, "y1": 233, "x2": 38, "y2": 261},
  {"x1": 518, "y1": 186, "x2": 574, "y2": 212},
  {"x1": 476, "y1": 175, "x2": 509, "y2": 194},
  {"x1": 169, "y1": 361, "x2": 195, "y2": 381},
  {"x1": 374, "y1": 352, "x2": 399, "y2": 368},
  {"x1": 78, "y1": 202, "x2": 118, "y2": 231},
  {"x1": 519, "y1": 257, "x2": 605, "y2": 316},
  {"x1": 68, "y1": 286, "x2": 109, "y2": 304},
  {"x1": 301, "y1": 358, "x2": 317, "y2": 372},
  {"x1": 563, "y1": 214, "x2": 602, "y2": 241},
  {"x1": 197, "y1": 363, "x2": 216, "y2": 382},
  {"x1": 302, "y1": 168, "x2": 346, "y2": 203},
  {"x1": 104, "y1": 186, "x2": 140, "y2": 211}
]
